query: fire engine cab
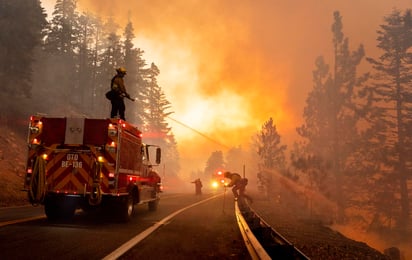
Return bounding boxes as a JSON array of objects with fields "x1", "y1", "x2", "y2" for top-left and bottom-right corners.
[{"x1": 23, "y1": 116, "x2": 162, "y2": 221}]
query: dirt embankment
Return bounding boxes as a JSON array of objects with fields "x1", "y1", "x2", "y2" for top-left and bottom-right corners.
[
  {"x1": 0, "y1": 127, "x2": 28, "y2": 207},
  {"x1": 249, "y1": 172, "x2": 410, "y2": 260}
]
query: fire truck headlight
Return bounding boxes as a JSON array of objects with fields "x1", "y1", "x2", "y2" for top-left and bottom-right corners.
[
  {"x1": 108, "y1": 124, "x2": 118, "y2": 136},
  {"x1": 107, "y1": 142, "x2": 116, "y2": 153},
  {"x1": 29, "y1": 138, "x2": 40, "y2": 149},
  {"x1": 211, "y1": 181, "x2": 219, "y2": 189},
  {"x1": 29, "y1": 126, "x2": 40, "y2": 134}
]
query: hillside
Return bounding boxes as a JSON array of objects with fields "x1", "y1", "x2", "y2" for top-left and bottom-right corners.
[
  {"x1": 0, "y1": 126, "x2": 29, "y2": 207},
  {"x1": 250, "y1": 171, "x2": 410, "y2": 259}
]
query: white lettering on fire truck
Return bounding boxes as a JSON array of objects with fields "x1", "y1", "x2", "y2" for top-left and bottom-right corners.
[
  {"x1": 61, "y1": 154, "x2": 83, "y2": 168},
  {"x1": 67, "y1": 154, "x2": 78, "y2": 160}
]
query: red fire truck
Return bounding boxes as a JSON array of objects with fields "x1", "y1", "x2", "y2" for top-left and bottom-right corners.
[
  {"x1": 211, "y1": 169, "x2": 226, "y2": 189},
  {"x1": 23, "y1": 116, "x2": 162, "y2": 221}
]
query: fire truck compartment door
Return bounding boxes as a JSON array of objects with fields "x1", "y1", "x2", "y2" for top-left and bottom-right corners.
[{"x1": 65, "y1": 118, "x2": 85, "y2": 144}]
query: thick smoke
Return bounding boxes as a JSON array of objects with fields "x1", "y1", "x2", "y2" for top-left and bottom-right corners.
[{"x1": 43, "y1": 0, "x2": 411, "y2": 169}]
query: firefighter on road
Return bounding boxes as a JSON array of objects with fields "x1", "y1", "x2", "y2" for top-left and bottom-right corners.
[
  {"x1": 224, "y1": 171, "x2": 252, "y2": 202},
  {"x1": 191, "y1": 178, "x2": 203, "y2": 195}
]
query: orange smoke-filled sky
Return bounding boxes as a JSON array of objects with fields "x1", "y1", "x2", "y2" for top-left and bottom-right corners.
[{"x1": 42, "y1": 0, "x2": 411, "y2": 173}]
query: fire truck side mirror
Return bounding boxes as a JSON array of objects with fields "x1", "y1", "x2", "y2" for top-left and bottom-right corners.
[{"x1": 156, "y1": 148, "x2": 161, "y2": 164}]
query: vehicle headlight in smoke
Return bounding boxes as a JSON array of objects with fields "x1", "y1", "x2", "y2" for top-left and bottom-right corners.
[{"x1": 211, "y1": 181, "x2": 219, "y2": 188}]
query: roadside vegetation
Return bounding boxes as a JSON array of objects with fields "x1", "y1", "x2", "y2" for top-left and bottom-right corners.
[{"x1": 0, "y1": 126, "x2": 28, "y2": 207}]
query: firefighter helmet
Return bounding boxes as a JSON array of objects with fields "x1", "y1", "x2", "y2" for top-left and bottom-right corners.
[{"x1": 116, "y1": 67, "x2": 127, "y2": 74}]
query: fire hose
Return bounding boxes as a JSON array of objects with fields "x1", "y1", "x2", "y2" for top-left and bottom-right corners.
[
  {"x1": 88, "y1": 160, "x2": 102, "y2": 206},
  {"x1": 28, "y1": 156, "x2": 47, "y2": 205}
]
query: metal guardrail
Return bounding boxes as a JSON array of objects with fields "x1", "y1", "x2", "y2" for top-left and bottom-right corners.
[
  {"x1": 235, "y1": 198, "x2": 310, "y2": 260},
  {"x1": 235, "y1": 201, "x2": 271, "y2": 259}
]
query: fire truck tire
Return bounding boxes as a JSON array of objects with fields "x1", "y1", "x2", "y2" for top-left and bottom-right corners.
[
  {"x1": 148, "y1": 198, "x2": 159, "y2": 211},
  {"x1": 119, "y1": 193, "x2": 134, "y2": 222}
]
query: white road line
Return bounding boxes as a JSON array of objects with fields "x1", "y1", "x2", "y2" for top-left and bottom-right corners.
[
  {"x1": 102, "y1": 193, "x2": 223, "y2": 260},
  {"x1": 0, "y1": 215, "x2": 46, "y2": 227}
]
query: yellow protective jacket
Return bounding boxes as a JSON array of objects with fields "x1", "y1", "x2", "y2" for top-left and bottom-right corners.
[
  {"x1": 227, "y1": 173, "x2": 242, "y2": 187},
  {"x1": 111, "y1": 75, "x2": 127, "y2": 95}
]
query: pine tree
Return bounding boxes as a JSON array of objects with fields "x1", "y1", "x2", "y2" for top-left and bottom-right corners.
[
  {"x1": 78, "y1": 12, "x2": 104, "y2": 115},
  {"x1": 131, "y1": 47, "x2": 148, "y2": 126},
  {"x1": 296, "y1": 11, "x2": 368, "y2": 223},
  {"x1": 0, "y1": 0, "x2": 47, "y2": 98},
  {"x1": 76, "y1": 11, "x2": 99, "y2": 109},
  {"x1": 122, "y1": 21, "x2": 147, "y2": 125},
  {"x1": 290, "y1": 141, "x2": 329, "y2": 191},
  {"x1": 123, "y1": 20, "x2": 137, "y2": 81},
  {"x1": 256, "y1": 117, "x2": 287, "y2": 197},
  {"x1": 43, "y1": 0, "x2": 80, "y2": 108},
  {"x1": 366, "y1": 9, "x2": 412, "y2": 230},
  {"x1": 144, "y1": 63, "x2": 179, "y2": 178},
  {"x1": 87, "y1": 15, "x2": 115, "y2": 117},
  {"x1": 257, "y1": 117, "x2": 286, "y2": 170},
  {"x1": 45, "y1": 0, "x2": 78, "y2": 54}
]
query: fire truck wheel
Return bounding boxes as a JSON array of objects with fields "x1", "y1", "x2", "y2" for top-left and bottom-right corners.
[
  {"x1": 148, "y1": 198, "x2": 159, "y2": 211},
  {"x1": 119, "y1": 193, "x2": 134, "y2": 222}
]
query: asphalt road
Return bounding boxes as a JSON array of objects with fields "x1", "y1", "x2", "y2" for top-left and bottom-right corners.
[
  {"x1": 0, "y1": 192, "x2": 250, "y2": 260},
  {"x1": 120, "y1": 193, "x2": 250, "y2": 260}
]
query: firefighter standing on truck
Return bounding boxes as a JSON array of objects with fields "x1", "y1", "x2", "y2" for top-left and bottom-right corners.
[
  {"x1": 110, "y1": 67, "x2": 131, "y2": 121},
  {"x1": 224, "y1": 171, "x2": 252, "y2": 202}
]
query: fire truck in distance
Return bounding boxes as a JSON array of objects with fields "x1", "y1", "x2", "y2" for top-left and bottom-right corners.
[
  {"x1": 211, "y1": 169, "x2": 227, "y2": 189},
  {"x1": 23, "y1": 116, "x2": 162, "y2": 222}
]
